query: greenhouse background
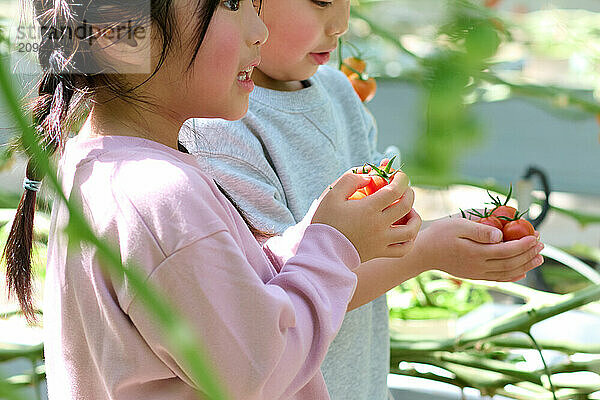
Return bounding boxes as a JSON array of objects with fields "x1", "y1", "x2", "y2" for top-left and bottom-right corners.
[{"x1": 2, "y1": 0, "x2": 600, "y2": 399}]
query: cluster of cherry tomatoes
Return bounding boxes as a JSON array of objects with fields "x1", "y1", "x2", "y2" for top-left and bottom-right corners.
[
  {"x1": 348, "y1": 156, "x2": 398, "y2": 200},
  {"x1": 462, "y1": 186, "x2": 536, "y2": 241},
  {"x1": 348, "y1": 156, "x2": 410, "y2": 226},
  {"x1": 340, "y1": 56, "x2": 377, "y2": 103},
  {"x1": 345, "y1": 157, "x2": 535, "y2": 241}
]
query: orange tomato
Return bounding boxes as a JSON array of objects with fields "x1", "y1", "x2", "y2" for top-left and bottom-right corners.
[
  {"x1": 341, "y1": 57, "x2": 367, "y2": 77},
  {"x1": 348, "y1": 73, "x2": 377, "y2": 103},
  {"x1": 364, "y1": 175, "x2": 388, "y2": 196},
  {"x1": 348, "y1": 190, "x2": 367, "y2": 200},
  {"x1": 349, "y1": 156, "x2": 399, "y2": 200},
  {"x1": 484, "y1": 0, "x2": 502, "y2": 7}
]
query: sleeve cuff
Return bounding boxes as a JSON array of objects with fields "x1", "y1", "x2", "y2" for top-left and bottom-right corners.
[{"x1": 297, "y1": 223, "x2": 361, "y2": 271}]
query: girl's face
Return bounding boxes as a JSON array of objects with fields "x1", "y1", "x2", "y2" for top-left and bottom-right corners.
[
  {"x1": 252, "y1": 0, "x2": 350, "y2": 91},
  {"x1": 150, "y1": 0, "x2": 269, "y2": 121}
]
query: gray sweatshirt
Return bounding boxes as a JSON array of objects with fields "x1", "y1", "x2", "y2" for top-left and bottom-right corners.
[{"x1": 181, "y1": 65, "x2": 397, "y2": 400}]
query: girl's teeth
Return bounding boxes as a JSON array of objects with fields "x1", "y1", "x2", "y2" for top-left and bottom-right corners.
[{"x1": 237, "y1": 70, "x2": 251, "y2": 81}]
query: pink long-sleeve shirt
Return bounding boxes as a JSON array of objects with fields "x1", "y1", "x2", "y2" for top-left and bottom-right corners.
[{"x1": 43, "y1": 135, "x2": 359, "y2": 400}]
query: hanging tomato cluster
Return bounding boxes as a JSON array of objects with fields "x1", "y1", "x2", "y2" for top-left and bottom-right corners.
[
  {"x1": 461, "y1": 186, "x2": 536, "y2": 241},
  {"x1": 340, "y1": 56, "x2": 377, "y2": 103}
]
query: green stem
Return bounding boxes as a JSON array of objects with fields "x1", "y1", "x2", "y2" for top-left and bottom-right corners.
[
  {"x1": 337, "y1": 37, "x2": 343, "y2": 70},
  {"x1": 342, "y1": 62, "x2": 367, "y2": 80},
  {"x1": 488, "y1": 336, "x2": 600, "y2": 355},
  {"x1": 457, "y1": 284, "x2": 600, "y2": 348},
  {"x1": 415, "y1": 275, "x2": 435, "y2": 307},
  {"x1": 526, "y1": 331, "x2": 557, "y2": 400},
  {"x1": 389, "y1": 366, "x2": 470, "y2": 390},
  {"x1": 350, "y1": 8, "x2": 421, "y2": 60},
  {"x1": 344, "y1": 40, "x2": 362, "y2": 57},
  {"x1": 479, "y1": 72, "x2": 600, "y2": 115},
  {"x1": 393, "y1": 351, "x2": 543, "y2": 385},
  {"x1": 390, "y1": 283, "x2": 600, "y2": 353}
]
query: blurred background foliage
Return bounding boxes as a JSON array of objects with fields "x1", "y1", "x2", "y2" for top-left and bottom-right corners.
[{"x1": 341, "y1": 0, "x2": 600, "y2": 179}]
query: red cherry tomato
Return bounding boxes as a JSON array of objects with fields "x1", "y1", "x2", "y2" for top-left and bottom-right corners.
[
  {"x1": 502, "y1": 219, "x2": 535, "y2": 241},
  {"x1": 364, "y1": 175, "x2": 388, "y2": 196},
  {"x1": 491, "y1": 205, "x2": 517, "y2": 226},
  {"x1": 476, "y1": 216, "x2": 503, "y2": 230}
]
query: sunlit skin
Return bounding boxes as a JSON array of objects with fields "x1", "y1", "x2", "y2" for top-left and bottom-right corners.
[
  {"x1": 251, "y1": 0, "x2": 350, "y2": 91},
  {"x1": 83, "y1": 0, "x2": 268, "y2": 148}
]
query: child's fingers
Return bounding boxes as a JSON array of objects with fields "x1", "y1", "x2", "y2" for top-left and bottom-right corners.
[
  {"x1": 365, "y1": 172, "x2": 410, "y2": 211},
  {"x1": 457, "y1": 218, "x2": 503, "y2": 244},
  {"x1": 484, "y1": 254, "x2": 544, "y2": 281},
  {"x1": 484, "y1": 241, "x2": 544, "y2": 273},
  {"x1": 386, "y1": 209, "x2": 421, "y2": 245},
  {"x1": 381, "y1": 188, "x2": 414, "y2": 223},
  {"x1": 326, "y1": 171, "x2": 370, "y2": 201},
  {"x1": 485, "y1": 235, "x2": 540, "y2": 260}
]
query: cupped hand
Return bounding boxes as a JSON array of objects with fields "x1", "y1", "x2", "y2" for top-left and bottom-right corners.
[
  {"x1": 312, "y1": 170, "x2": 421, "y2": 263},
  {"x1": 418, "y1": 217, "x2": 543, "y2": 282}
]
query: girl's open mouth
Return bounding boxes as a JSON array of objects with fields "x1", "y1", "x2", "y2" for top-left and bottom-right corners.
[{"x1": 236, "y1": 66, "x2": 255, "y2": 91}]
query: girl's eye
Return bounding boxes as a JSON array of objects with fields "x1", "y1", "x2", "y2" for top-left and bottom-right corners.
[
  {"x1": 223, "y1": 0, "x2": 240, "y2": 11},
  {"x1": 312, "y1": 0, "x2": 333, "y2": 7}
]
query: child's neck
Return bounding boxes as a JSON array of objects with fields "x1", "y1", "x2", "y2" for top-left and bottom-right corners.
[
  {"x1": 80, "y1": 98, "x2": 182, "y2": 150},
  {"x1": 251, "y1": 68, "x2": 307, "y2": 92}
]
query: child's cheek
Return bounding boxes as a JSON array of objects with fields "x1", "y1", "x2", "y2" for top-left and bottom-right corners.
[
  {"x1": 264, "y1": 17, "x2": 320, "y2": 63},
  {"x1": 197, "y1": 18, "x2": 243, "y2": 94}
]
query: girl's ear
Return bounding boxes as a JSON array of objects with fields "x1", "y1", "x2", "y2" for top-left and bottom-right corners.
[{"x1": 91, "y1": 24, "x2": 152, "y2": 74}]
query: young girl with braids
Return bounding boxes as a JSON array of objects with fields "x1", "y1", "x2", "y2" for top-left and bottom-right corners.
[
  {"x1": 181, "y1": 0, "x2": 545, "y2": 398},
  {"x1": 3, "y1": 0, "x2": 419, "y2": 399}
]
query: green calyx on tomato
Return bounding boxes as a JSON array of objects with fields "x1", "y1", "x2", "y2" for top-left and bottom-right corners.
[
  {"x1": 349, "y1": 155, "x2": 400, "y2": 199},
  {"x1": 467, "y1": 208, "x2": 503, "y2": 230},
  {"x1": 497, "y1": 209, "x2": 529, "y2": 223},
  {"x1": 487, "y1": 184, "x2": 517, "y2": 225},
  {"x1": 460, "y1": 185, "x2": 538, "y2": 242},
  {"x1": 487, "y1": 184, "x2": 513, "y2": 209}
]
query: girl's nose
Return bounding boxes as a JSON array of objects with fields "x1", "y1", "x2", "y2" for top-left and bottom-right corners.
[
  {"x1": 325, "y1": 0, "x2": 350, "y2": 37},
  {"x1": 247, "y1": 7, "x2": 269, "y2": 46}
]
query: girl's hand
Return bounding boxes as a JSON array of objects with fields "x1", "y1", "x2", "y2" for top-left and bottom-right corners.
[
  {"x1": 312, "y1": 170, "x2": 421, "y2": 263},
  {"x1": 417, "y1": 217, "x2": 544, "y2": 282}
]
